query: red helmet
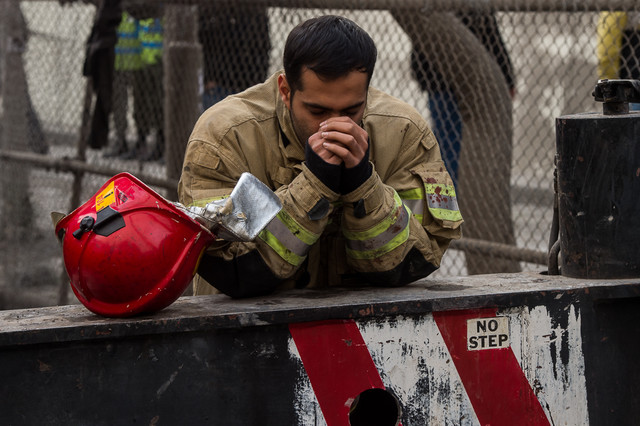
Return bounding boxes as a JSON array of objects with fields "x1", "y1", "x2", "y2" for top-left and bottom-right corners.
[{"x1": 54, "y1": 173, "x2": 215, "y2": 317}]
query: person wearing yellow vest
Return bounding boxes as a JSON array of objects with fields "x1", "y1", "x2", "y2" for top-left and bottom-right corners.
[
  {"x1": 105, "y1": 12, "x2": 143, "y2": 157},
  {"x1": 122, "y1": 17, "x2": 164, "y2": 161},
  {"x1": 179, "y1": 16, "x2": 463, "y2": 298},
  {"x1": 597, "y1": 12, "x2": 640, "y2": 110}
]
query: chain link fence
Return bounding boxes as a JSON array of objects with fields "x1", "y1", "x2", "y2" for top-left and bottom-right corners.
[{"x1": 1, "y1": 0, "x2": 637, "y2": 309}]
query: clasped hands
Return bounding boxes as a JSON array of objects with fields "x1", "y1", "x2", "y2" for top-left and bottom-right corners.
[
  {"x1": 305, "y1": 117, "x2": 372, "y2": 195},
  {"x1": 308, "y1": 116, "x2": 369, "y2": 168}
]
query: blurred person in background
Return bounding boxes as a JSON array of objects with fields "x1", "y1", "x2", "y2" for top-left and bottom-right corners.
[
  {"x1": 82, "y1": 0, "x2": 120, "y2": 151},
  {"x1": 410, "y1": 12, "x2": 515, "y2": 186},
  {"x1": 198, "y1": 5, "x2": 271, "y2": 110},
  {"x1": 104, "y1": 11, "x2": 144, "y2": 158},
  {"x1": 121, "y1": 15, "x2": 164, "y2": 161},
  {"x1": 597, "y1": 11, "x2": 640, "y2": 111}
]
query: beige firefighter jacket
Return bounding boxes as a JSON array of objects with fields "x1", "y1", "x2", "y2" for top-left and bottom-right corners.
[{"x1": 178, "y1": 72, "x2": 463, "y2": 293}]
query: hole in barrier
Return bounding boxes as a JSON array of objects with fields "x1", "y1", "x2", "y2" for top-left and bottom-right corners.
[{"x1": 348, "y1": 388, "x2": 401, "y2": 426}]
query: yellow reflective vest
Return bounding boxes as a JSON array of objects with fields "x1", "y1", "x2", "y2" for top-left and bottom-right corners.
[
  {"x1": 139, "y1": 18, "x2": 163, "y2": 66},
  {"x1": 115, "y1": 12, "x2": 142, "y2": 71},
  {"x1": 178, "y1": 72, "x2": 463, "y2": 291}
]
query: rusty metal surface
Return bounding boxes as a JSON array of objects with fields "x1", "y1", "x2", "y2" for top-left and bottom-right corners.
[{"x1": 2, "y1": 272, "x2": 640, "y2": 347}]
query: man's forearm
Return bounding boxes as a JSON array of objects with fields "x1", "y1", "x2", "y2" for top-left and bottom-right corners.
[{"x1": 197, "y1": 250, "x2": 283, "y2": 298}]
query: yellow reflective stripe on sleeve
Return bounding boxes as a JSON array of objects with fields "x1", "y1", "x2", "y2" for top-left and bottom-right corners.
[
  {"x1": 258, "y1": 229, "x2": 306, "y2": 267},
  {"x1": 343, "y1": 192, "x2": 403, "y2": 241},
  {"x1": 272, "y1": 209, "x2": 318, "y2": 246},
  {"x1": 345, "y1": 203, "x2": 409, "y2": 251},
  {"x1": 398, "y1": 187, "x2": 425, "y2": 220},
  {"x1": 188, "y1": 195, "x2": 229, "y2": 208},
  {"x1": 258, "y1": 209, "x2": 319, "y2": 266},
  {"x1": 345, "y1": 207, "x2": 411, "y2": 260},
  {"x1": 343, "y1": 192, "x2": 411, "y2": 260},
  {"x1": 428, "y1": 207, "x2": 463, "y2": 222},
  {"x1": 397, "y1": 188, "x2": 423, "y2": 200},
  {"x1": 424, "y1": 183, "x2": 462, "y2": 222}
]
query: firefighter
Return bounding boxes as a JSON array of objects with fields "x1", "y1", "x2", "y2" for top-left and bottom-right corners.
[{"x1": 178, "y1": 15, "x2": 463, "y2": 298}]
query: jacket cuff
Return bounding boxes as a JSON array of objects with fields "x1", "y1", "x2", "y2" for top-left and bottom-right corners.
[
  {"x1": 281, "y1": 164, "x2": 340, "y2": 223},
  {"x1": 305, "y1": 144, "x2": 342, "y2": 193},
  {"x1": 341, "y1": 167, "x2": 386, "y2": 217},
  {"x1": 340, "y1": 146, "x2": 372, "y2": 194}
]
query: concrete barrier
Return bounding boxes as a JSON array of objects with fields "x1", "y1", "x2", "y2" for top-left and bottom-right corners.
[{"x1": 2, "y1": 272, "x2": 639, "y2": 425}]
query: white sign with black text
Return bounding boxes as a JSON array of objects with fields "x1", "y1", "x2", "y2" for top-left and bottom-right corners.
[{"x1": 467, "y1": 316, "x2": 510, "y2": 351}]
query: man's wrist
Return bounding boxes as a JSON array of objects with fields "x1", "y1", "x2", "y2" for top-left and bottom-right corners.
[
  {"x1": 341, "y1": 159, "x2": 372, "y2": 194},
  {"x1": 340, "y1": 144, "x2": 371, "y2": 194},
  {"x1": 305, "y1": 143, "x2": 341, "y2": 193}
]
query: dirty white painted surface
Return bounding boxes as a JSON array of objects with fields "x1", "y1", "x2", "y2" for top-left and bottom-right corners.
[
  {"x1": 288, "y1": 304, "x2": 588, "y2": 425},
  {"x1": 289, "y1": 339, "x2": 328, "y2": 426},
  {"x1": 360, "y1": 314, "x2": 479, "y2": 426},
  {"x1": 506, "y1": 304, "x2": 588, "y2": 426}
]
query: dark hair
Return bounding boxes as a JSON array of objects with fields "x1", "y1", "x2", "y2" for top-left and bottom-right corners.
[{"x1": 283, "y1": 15, "x2": 377, "y2": 92}]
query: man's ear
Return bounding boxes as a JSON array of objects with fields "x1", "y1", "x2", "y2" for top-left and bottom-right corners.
[{"x1": 277, "y1": 74, "x2": 292, "y2": 109}]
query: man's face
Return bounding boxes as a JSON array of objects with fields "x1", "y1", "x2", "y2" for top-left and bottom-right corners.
[{"x1": 278, "y1": 68, "x2": 368, "y2": 145}]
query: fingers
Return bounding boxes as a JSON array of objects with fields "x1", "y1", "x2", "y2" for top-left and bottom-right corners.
[
  {"x1": 320, "y1": 117, "x2": 367, "y2": 145},
  {"x1": 320, "y1": 133, "x2": 361, "y2": 167},
  {"x1": 319, "y1": 118, "x2": 368, "y2": 168},
  {"x1": 308, "y1": 131, "x2": 342, "y2": 165}
]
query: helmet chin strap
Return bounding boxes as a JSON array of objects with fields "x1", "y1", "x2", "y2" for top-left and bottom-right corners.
[{"x1": 51, "y1": 212, "x2": 67, "y2": 242}]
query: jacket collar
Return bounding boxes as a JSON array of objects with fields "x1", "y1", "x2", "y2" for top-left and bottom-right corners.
[{"x1": 271, "y1": 71, "x2": 305, "y2": 161}]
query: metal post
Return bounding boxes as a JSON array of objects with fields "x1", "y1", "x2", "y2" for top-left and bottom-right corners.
[
  {"x1": 163, "y1": 4, "x2": 202, "y2": 194},
  {"x1": 1, "y1": 0, "x2": 33, "y2": 241}
]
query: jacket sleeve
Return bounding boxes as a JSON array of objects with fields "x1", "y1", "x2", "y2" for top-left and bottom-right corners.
[
  {"x1": 178, "y1": 136, "x2": 339, "y2": 297},
  {"x1": 339, "y1": 123, "x2": 463, "y2": 286}
]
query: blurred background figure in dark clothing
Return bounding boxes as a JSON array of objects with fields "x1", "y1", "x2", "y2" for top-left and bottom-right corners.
[
  {"x1": 198, "y1": 5, "x2": 271, "y2": 110},
  {"x1": 410, "y1": 12, "x2": 515, "y2": 186}
]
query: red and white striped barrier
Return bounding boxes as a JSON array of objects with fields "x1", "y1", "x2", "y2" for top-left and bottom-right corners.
[{"x1": 290, "y1": 305, "x2": 585, "y2": 425}]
